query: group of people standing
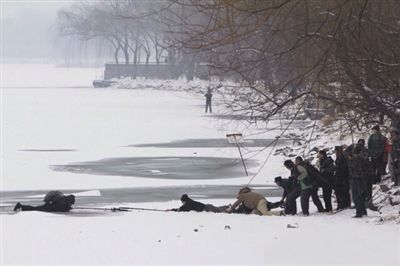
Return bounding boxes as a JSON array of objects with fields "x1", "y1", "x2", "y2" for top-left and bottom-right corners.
[
  {"x1": 171, "y1": 125, "x2": 399, "y2": 218},
  {"x1": 276, "y1": 125, "x2": 400, "y2": 218}
]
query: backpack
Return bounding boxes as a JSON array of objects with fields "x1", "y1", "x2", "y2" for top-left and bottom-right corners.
[{"x1": 304, "y1": 161, "x2": 320, "y2": 184}]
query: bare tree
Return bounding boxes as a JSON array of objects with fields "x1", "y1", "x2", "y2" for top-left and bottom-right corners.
[{"x1": 163, "y1": 0, "x2": 400, "y2": 129}]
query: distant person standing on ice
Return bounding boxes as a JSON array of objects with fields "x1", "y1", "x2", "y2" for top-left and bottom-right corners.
[{"x1": 204, "y1": 87, "x2": 212, "y2": 113}]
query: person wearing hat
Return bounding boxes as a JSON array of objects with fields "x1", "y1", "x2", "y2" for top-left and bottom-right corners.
[
  {"x1": 368, "y1": 125, "x2": 387, "y2": 183},
  {"x1": 226, "y1": 187, "x2": 281, "y2": 216},
  {"x1": 274, "y1": 176, "x2": 297, "y2": 215}
]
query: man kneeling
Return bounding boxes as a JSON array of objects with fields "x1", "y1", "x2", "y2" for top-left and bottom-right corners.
[{"x1": 226, "y1": 187, "x2": 282, "y2": 216}]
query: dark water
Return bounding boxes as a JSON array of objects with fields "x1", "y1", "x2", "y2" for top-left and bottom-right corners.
[
  {"x1": 51, "y1": 156, "x2": 259, "y2": 180},
  {"x1": 129, "y1": 138, "x2": 287, "y2": 148}
]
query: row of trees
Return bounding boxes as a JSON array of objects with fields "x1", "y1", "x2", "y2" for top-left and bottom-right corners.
[
  {"x1": 58, "y1": 0, "x2": 400, "y2": 130},
  {"x1": 58, "y1": 0, "x2": 172, "y2": 65}
]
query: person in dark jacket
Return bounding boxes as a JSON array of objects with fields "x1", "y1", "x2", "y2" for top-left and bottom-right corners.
[
  {"x1": 368, "y1": 125, "x2": 387, "y2": 183},
  {"x1": 170, "y1": 194, "x2": 227, "y2": 213},
  {"x1": 170, "y1": 194, "x2": 215, "y2": 212},
  {"x1": 348, "y1": 145, "x2": 368, "y2": 217},
  {"x1": 295, "y1": 157, "x2": 325, "y2": 212},
  {"x1": 204, "y1": 88, "x2": 213, "y2": 113},
  {"x1": 14, "y1": 191, "x2": 75, "y2": 212},
  {"x1": 355, "y1": 138, "x2": 375, "y2": 208},
  {"x1": 334, "y1": 146, "x2": 351, "y2": 210},
  {"x1": 274, "y1": 176, "x2": 297, "y2": 215},
  {"x1": 284, "y1": 160, "x2": 313, "y2": 216},
  {"x1": 317, "y1": 150, "x2": 335, "y2": 212}
]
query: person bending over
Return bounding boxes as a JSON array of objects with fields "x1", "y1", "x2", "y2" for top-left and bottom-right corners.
[{"x1": 226, "y1": 187, "x2": 281, "y2": 216}]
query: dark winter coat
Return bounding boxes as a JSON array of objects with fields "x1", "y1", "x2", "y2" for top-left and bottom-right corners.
[
  {"x1": 205, "y1": 91, "x2": 212, "y2": 103},
  {"x1": 319, "y1": 156, "x2": 335, "y2": 184},
  {"x1": 39, "y1": 199, "x2": 74, "y2": 212},
  {"x1": 300, "y1": 161, "x2": 323, "y2": 187},
  {"x1": 368, "y1": 133, "x2": 386, "y2": 159},
  {"x1": 335, "y1": 155, "x2": 349, "y2": 185},
  {"x1": 278, "y1": 178, "x2": 296, "y2": 200},
  {"x1": 176, "y1": 197, "x2": 206, "y2": 212},
  {"x1": 17, "y1": 192, "x2": 75, "y2": 212},
  {"x1": 348, "y1": 154, "x2": 368, "y2": 180}
]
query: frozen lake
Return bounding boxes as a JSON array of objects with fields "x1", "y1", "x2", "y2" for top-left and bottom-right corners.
[{"x1": 1, "y1": 64, "x2": 290, "y2": 199}]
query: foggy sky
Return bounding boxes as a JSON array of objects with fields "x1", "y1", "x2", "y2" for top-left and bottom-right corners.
[{"x1": 1, "y1": 1, "x2": 74, "y2": 61}]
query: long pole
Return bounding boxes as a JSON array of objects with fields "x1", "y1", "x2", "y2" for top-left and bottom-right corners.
[
  {"x1": 73, "y1": 206, "x2": 167, "y2": 212},
  {"x1": 73, "y1": 207, "x2": 130, "y2": 212},
  {"x1": 118, "y1": 207, "x2": 168, "y2": 212},
  {"x1": 234, "y1": 136, "x2": 248, "y2": 176}
]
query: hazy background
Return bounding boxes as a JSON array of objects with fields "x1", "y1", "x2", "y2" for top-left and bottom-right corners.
[{"x1": 1, "y1": 1, "x2": 109, "y2": 65}]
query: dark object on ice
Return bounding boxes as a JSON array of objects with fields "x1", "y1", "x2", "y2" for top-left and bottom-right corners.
[
  {"x1": 92, "y1": 80, "x2": 116, "y2": 88},
  {"x1": 224, "y1": 225, "x2": 231, "y2": 230},
  {"x1": 14, "y1": 191, "x2": 75, "y2": 212},
  {"x1": 287, "y1": 223, "x2": 299, "y2": 228},
  {"x1": 194, "y1": 229, "x2": 199, "y2": 232}
]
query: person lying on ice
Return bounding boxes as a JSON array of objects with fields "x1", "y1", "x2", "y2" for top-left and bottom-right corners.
[
  {"x1": 169, "y1": 194, "x2": 227, "y2": 213},
  {"x1": 226, "y1": 187, "x2": 282, "y2": 216},
  {"x1": 14, "y1": 191, "x2": 75, "y2": 212}
]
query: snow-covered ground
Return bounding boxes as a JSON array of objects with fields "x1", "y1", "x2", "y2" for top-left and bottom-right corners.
[{"x1": 1, "y1": 64, "x2": 399, "y2": 266}]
